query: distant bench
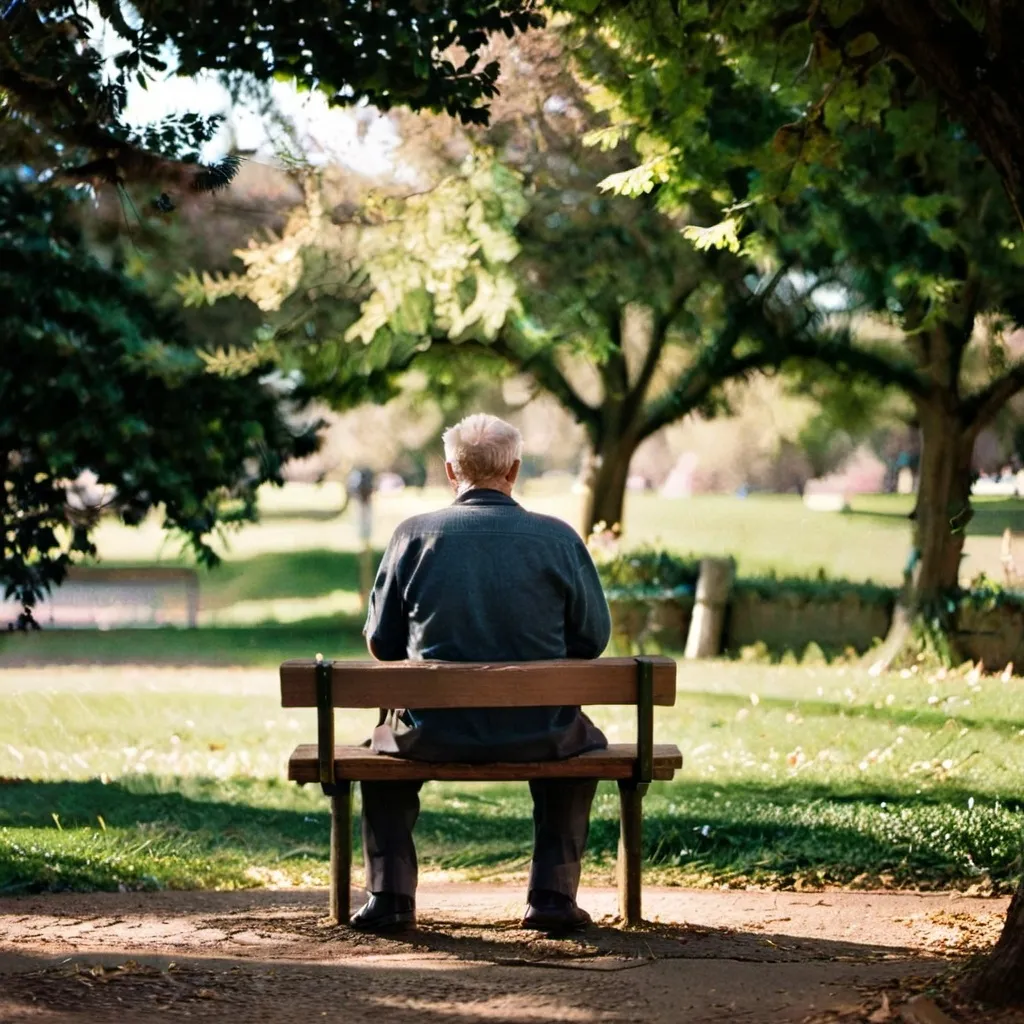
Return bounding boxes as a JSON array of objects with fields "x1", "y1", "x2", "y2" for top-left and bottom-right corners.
[
  {"x1": 280, "y1": 656, "x2": 682, "y2": 926},
  {"x1": 1, "y1": 566, "x2": 199, "y2": 629}
]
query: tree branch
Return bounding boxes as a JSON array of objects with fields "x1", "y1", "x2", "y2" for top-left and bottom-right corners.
[
  {"x1": 962, "y1": 359, "x2": 1024, "y2": 433},
  {"x1": 425, "y1": 331, "x2": 600, "y2": 432},
  {"x1": 778, "y1": 331, "x2": 932, "y2": 400},
  {"x1": 603, "y1": 310, "x2": 630, "y2": 402},
  {"x1": 638, "y1": 298, "x2": 932, "y2": 441},
  {"x1": 0, "y1": 56, "x2": 231, "y2": 193},
  {"x1": 640, "y1": 345, "x2": 776, "y2": 441},
  {"x1": 638, "y1": 302, "x2": 757, "y2": 440},
  {"x1": 622, "y1": 281, "x2": 698, "y2": 427},
  {"x1": 494, "y1": 333, "x2": 600, "y2": 432}
]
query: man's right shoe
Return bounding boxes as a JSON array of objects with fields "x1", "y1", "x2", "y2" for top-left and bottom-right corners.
[
  {"x1": 522, "y1": 889, "x2": 592, "y2": 933},
  {"x1": 350, "y1": 892, "x2": 416, "y2": 931}
]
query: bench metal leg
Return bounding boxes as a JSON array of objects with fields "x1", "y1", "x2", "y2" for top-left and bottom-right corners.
[
  {"x1": 617, "y1": 780, "x2": 647, "y2": 926},
  {"x1": 329, "y1": 781, "x2": 352, "y2": 925}
]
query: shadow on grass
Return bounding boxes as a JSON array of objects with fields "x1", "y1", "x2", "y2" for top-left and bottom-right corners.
[
  {"x1": 1, "y1": 778, "x2": 1021, "y2": 894},
  {"x1": 200, "y1": 549, "x2": 384, "y2": 606},
  {"x1": 683, "y1": 690, "x2": 1024, "y2": 735},
  {"x1": 0, "y1": 618, "x2": 366, "y2": 667},
  {"x1": 847, "y1": 497, "x2": 1024, "y2": 537}
]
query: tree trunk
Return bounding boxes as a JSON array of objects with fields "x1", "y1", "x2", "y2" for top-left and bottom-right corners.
[
  {"x1": 581, "y1": 437, "x2": 639, "y2": 538},
  {"x1": 908, "y1": 402, "x2": 973, "y2": 603},
  {"x1": 966, "y1": 876, "x2": 1024, "y2": 1005},
  {"x1": 873, "y1": 401, "x2": 973, "y2": 665}
]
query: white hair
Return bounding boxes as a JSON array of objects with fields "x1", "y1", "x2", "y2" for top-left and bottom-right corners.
[{"x1": 442, "y1": 413, "x2": 523, "y2": 486}]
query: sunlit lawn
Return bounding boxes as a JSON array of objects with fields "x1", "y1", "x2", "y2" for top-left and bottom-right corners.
[
  {"x1": 5, "y1": 483, "x2": 1022, "y2": 665},
  {"x1": 87, "y1": 483, "x2": 1024, "y2": 609},
  {"x1": 3, "y1": 483, "x2": 1024, "y2": 897},
  {"x1": 2, "y1": 661, "x2": 1022, "y2": 895}
]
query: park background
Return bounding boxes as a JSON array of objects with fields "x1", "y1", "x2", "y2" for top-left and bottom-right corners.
[{"x1": 3, "y1": 4, "x2": 1024, "y2": 1016}]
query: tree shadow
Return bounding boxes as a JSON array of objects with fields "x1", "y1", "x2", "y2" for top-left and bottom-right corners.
[
  {"x1": 0, "y1": 926, "x2": 952, "y2": 1024},
  {"x1": 199, "y1": 548, "x2": 383, "y2": 605},
  {"x1": 1, "y1": 778, "x2": 1020, "y2": 894},
  {"x1": 848, "y1": 498, "x2": 1024, "y2": 538}
]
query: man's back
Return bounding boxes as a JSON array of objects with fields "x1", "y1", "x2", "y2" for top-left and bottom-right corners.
[
  {"x1": 365, "y1": 489, "x2": 611, "y2": 761},
  {"x1": 353, "y1": 413, "x2": 609, "y2": 933}
]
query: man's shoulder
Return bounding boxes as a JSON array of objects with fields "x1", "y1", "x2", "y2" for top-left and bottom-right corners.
[
  {"x1": 394, "y1": 503, "x2": 582, "y2": 546},
  {"x1": 517, "y1": 508, "x2": 585, "y2": 546},
  {"x1": 391, "y1": 507, "x2": 451, "y2": 538}
]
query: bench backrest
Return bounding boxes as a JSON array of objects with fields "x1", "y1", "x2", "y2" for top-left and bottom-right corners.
[
  {"x1": 280, "y1": 656, "x2": 677, "y2": 709},
  {"x1": 280, "y1": 656, "x2": 677, "y2": 789}
]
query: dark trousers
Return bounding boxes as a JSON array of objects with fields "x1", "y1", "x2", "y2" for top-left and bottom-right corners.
[{"x1": 360, "y1": 779, "x2": 598, "y2": 899}]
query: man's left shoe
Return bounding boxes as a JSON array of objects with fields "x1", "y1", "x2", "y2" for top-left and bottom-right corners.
[
  {"x1": 522, "y1": 889, "x2": 592, "y2": 933},
  {"x1": 350, "y1": 892, "x2": 416, "y2": 931}
]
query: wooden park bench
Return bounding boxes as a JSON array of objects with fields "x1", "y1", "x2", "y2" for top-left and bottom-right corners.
[{"x1": 281, "y1": 655, "x2": 682, "y2": 927}]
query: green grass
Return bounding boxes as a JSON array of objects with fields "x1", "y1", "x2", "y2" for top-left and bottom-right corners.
[
  {"x1": 4, "y1": 484, "x2": 1024, "y2": 895},
  {"x1": 93, "y1": 485, "x2": 924, "y2": 585},
  {"x1": 0, "y1": 620, "x2": 366, "y2": 666},
  {"x1": 84, "y1": 485, "x2": 1024, "y2": 613},
  {"x1": 2, "y1": 661, "x2": 1022, "y2": 894}
]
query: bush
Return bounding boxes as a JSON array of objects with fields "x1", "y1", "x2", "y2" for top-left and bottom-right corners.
[
  {"x1": 731, "y1": 570, "x2": 896, "y2": 608},
  {"x1": 595, "y1": 548, "x2": 700, "y2": 602}
]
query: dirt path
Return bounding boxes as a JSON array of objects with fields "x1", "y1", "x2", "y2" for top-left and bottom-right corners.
[{"x1": 0, "y1": 885, "x2": 1013, "y2": 1024}]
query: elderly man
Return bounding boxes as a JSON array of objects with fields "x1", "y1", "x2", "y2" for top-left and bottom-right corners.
[{"x1": 354, "y1": 413, "x2": 611, "y2": 933}]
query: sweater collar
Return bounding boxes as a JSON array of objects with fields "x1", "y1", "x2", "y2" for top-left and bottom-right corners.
[{"x1": 453, "y1": 488, "x2": 519, "y2": 507}]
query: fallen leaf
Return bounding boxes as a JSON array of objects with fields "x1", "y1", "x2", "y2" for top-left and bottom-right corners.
[
  {"x1": 899, "y1": 995, "x2": 958, "y2": 1024},
  {"x1": 868, "y1": 993, "x2": 892, "y2": 1022}
]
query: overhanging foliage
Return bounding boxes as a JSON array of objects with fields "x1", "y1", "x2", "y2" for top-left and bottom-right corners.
[{"x1": 0, "y1": 176, "x2": 319, "y2": 622}]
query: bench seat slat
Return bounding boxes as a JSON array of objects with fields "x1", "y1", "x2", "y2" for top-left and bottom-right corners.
[
  {"x1": 287, "y1": 743, "x2": 683, "y2": 783},
  {"x1": 280, "y1": 656, "x2": 677, "y2": 709}
]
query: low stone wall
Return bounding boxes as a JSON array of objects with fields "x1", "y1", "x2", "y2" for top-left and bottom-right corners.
[
  {"x1": 609, "y1": 596, "x2": 694, "y2": 651},
  {"x1": 954, "y1": 603, "x2": 1024, "y2": 670},
  {"x1": 606, "y1": 559, "x2": 1024, "y2": 666},
  {"x1": 724, "y1": 588, "x2": 893, "y2": 655},
  {"x1": 609, "y1": 585, "x2": 893, "y2": 656}
]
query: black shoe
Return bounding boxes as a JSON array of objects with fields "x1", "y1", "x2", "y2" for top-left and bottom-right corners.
[
  {"x1": 522, "y1": 889, "x2": 592, "y2": 933},
  {"x1": 350, "y1": 892, "x2": 416, "y2": 931}
]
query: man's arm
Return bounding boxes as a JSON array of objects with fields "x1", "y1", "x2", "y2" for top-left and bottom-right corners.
[
  {"x1": 363, "y1": 534, "x2": 409, "y2": 661},
  {"x1": 565, "y1": 540, "x2": 612, "y2": 659}
]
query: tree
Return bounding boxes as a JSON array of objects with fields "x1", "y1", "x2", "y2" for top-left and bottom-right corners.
[
  {"x1": 560, "y1": 11, "x2": 1024, "y2": 1003},
  {"x1": 562, "y1": 1, "x2": 1024, "y2": 228},
  {"x1": 564, "y1": 7, "x2": 1024, "y2": 647},
  {"x1": 199, "y1": 32, "x2": 854, "y2": 537},
  {"x1": 0, "y1": 0, "x2": 543, "y2": 196},
  {"x1": 0, "y1": 175, "x2": 318, "y2": 623},
  {"x1": 455, "y1": 190, "x2": 801, "y2": 536}
]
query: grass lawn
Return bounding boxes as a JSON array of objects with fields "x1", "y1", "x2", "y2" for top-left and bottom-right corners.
[
  {"x1": 3, "y1": 483, "x2": 1023, "y2": 897},
  {"x1": 2, "y1": 661, "x2": 1022, "y2": 896},
  {"x1": 6, "y1": 483, "x2": 1023, "y2": 665},
  {"x1": 92, "y1": 485, "x2": 927, "y2": 588},
  {"x1": 76, "y1": 484, "x2": 1024, "y2": 616}
]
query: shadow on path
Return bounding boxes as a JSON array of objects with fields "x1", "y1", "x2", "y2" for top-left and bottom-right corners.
[{"x1": 0, "y1": 887, "x2": 966, "y2": 1024}]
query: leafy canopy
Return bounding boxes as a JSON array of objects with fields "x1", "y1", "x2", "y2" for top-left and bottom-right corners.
[
  {"x1": 562, "y1": 7, "x2": 1024, "y2": 392},
  {"x1": 0, "y1": 175, "x2": 318, "y2": 622},
  {"x1": 559, "y1": 0, "x2": 1024, "y2": 226},
  {"x1": 0, "y1": 0, "x2": 543, "y2": 194}
]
